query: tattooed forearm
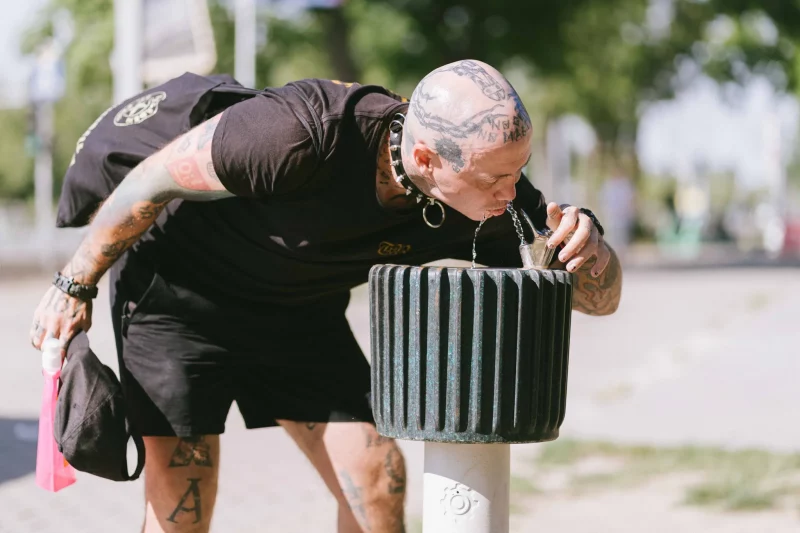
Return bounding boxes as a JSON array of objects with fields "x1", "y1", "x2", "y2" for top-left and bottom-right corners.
[
  {"x1": 134, "y1": 195, "x2": 171, "y2": 219},
  {"x1": 62, "y1": 169, "x2": 172, "y2": 285},
  {"x1": 571, "y1": 248, "x2": 622, "y2": 316},
  {"x1": 100, "y1": 235, "x2": 139, "y2": 260},
  {"x1": 167, "y1": 478, "x2": 203, "y2": 524},
  {"x1": 169, "y1": 437, "x2": 213, "y2": 467},
  {"x1": 61, "y1": 116, "x2": 229, "y2": 286}
]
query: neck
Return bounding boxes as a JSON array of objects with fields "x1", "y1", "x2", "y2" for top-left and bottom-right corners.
[{"x1": 375, "y1": 129, "x2": 419, "y2": 210}]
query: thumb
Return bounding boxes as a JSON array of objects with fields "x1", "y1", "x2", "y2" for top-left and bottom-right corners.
[{"x1": 545, "y1": 202, "x2": 563, "y2": 231}]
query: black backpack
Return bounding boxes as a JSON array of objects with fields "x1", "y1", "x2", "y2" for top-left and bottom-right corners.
[{"x1": 56, "y1": 72, "x2": 262, "y2": 228}]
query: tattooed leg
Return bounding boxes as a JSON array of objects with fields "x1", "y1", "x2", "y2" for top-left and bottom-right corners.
[
  {"x1": 280, "y1": 420, "x2": 406, "y2": 532},
  {"x1": 141, "y1": 435, "x2": 220, "y2": 533},
  {"x1": 327, "y1": 423, "x2": 407, "y2": 533}
]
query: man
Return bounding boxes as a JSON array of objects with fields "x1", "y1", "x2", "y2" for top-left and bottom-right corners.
[{"x1": 31, "y1": 60, "x2": 621, "y2": 532}]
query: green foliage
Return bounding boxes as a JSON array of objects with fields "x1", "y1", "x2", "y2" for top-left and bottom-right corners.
[
  {"x1": 15, "y1": 0, "x2": 114, "y2": 199},
  {"x1": 533, "y1": 438, "x2": 800, "y2": 511},
  {"x1": 0, "y1": 109, "x2": 34, "y2": 199},
  {"x1": 4, "y1": 0, "x2": 800, "y2": 201}
]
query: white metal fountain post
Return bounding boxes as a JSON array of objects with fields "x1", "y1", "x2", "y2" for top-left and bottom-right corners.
[{"x1": 423, "y1": 442, "x2": 510, "y2": 533}]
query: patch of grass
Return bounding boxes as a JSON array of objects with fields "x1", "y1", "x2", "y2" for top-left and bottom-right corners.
[
  {"x1": 684, "y1": 481, "x2": 787, "y2": 511},
  {"x1": 537, "y1": 439, "x2": 622, "y2": 466},
  {"x1": 532, "y1": 439, "x2": 800, "y2": 512},
  {"x1": 538, "y1": 439, "x2": 800, "y2": 472}
]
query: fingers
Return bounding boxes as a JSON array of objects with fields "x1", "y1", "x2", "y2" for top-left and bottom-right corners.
[
  {"x1": 547, "y1": 204, "x2": 579, "y2": 248},
  {"x1": 591, "y1": 237, "x2": 612, "y2": 277},
  {"x1": 31, "y1": 324, "x2": 57, "y2": 351},
  {"x1": 30, "y1": 320, "x2": 45, "y2": 349},
  {"x1": 564, "y1": 219, "x2": 599, "y2": 273},
  {"x1": 30, "y1": 303, "x2": 53, "y2": 350},
  {"x1": 543, "y1": 202, "x2": 610, "y2": 276},
  {"x1": 30, "y1": 289, "x2": 91, "y2": 354},
  {"x1": 545, "y1": 202, "x2": 563, "y2": 232},
  {"x1": 559, "y1": 214, "x2": 594, "y2": 262},
  {"x1": 57, "y1": 319, "x2": 88, "y2": 359}
]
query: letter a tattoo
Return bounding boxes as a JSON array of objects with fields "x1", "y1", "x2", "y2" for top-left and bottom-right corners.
[{"x1": 167, "y1": 478, "x2": 202, "y2": 524}]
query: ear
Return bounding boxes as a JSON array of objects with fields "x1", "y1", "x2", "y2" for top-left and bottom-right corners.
[{"x1": 412, "y1": 142, "x2": 437, "y2": 178}]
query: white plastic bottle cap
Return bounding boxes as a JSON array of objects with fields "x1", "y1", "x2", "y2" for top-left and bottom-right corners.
[{"x1": 41, "y1": 337, "x2": 63, "y2": 375}]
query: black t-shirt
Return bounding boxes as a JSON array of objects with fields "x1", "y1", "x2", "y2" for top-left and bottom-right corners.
[{"x1": 131, "y1": 79, "x2": 548, "y2": 307}]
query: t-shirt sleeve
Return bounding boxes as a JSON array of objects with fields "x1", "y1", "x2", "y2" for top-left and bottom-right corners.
[
  {"x1": 210, "y1": 94, "x2": 319, "y2": 198},
  {"x1": 474, "y1": 175, "x2": 549, "y2": 268}
]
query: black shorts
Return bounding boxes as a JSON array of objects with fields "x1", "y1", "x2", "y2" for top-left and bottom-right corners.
[{"x1": 108, "y1": 256, "x2": 374, "y2": 437}]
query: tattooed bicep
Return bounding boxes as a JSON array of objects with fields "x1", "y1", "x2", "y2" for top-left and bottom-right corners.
[{"x1": 158, "y1": 113, "x2": 229, "y2": 194}]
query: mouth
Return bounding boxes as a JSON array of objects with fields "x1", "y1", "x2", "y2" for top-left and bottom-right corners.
[{"x1": 487, "y1": 207, "x2": 507, "y2": 217}]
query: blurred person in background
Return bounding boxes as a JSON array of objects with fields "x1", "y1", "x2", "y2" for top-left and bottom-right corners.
[
  {"x1": 600, "y1": 167, "x2": 636, "y2": 260},
  {"x1": 30, "y1": 60, "x2": 621, "y2": 533}
]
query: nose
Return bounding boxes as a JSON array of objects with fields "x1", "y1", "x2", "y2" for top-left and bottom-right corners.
[{"x1": 495, "y1": 179, "x2": 517, "y2": 203}]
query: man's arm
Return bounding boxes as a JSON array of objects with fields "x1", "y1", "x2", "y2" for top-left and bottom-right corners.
[
  {"x1": 543, "y1": 202, "x2": 622, "y2": 316},
  {"x1": 31, "y1": 113, "x2": 231, "y2": 350},
  {"x1": 64, "y1": 113, "x2": 230, "y2": 284},
  {"x1": 569, "y1": 246, "x2": 622, "y2": 316}
]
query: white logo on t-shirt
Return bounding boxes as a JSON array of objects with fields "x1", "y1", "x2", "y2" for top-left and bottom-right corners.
[{"x1": 113, "y1": 91, "x2": 167, "y2": 127}]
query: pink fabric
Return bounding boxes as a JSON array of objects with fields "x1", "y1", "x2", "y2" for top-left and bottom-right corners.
[{"x1": 35, "y1": 370, "x2": 76, "y2": 492}]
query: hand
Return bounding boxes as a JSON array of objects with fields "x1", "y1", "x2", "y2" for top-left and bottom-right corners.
[
  {"x1": 30, "y1": 285, "x2": 93, "y2": 358},
  {"x1": 545, "y1": 202, "x2": 611, "y2": 277}
]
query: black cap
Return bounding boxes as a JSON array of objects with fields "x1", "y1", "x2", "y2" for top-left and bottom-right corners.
[{"x1": 54, "y1": 332, "x2": 145, "y2": 481}]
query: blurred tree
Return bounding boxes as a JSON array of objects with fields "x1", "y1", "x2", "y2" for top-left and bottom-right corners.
[
  {"x1": 19, "y1": 0, "x2": 114, "y2": 200},
  {"x1": 0, "y1": 109, "x2": 35, "y2": 199},
  {"x1": 8, "y1": 0, "x2": 800, "y2": 203},
  {"x1": 315, "y1": 7, "x2": 362, "y2": 82},
  {"x1": 706, "y1": 0, "x2": 800, "y2": 94}
]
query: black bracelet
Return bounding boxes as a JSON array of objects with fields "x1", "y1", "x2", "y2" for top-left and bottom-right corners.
[
  {"x1": 53, "y1": 272, "x2": 99, "y2": 301},
  {"x1": 558, "y1": 204, "x2": 605, "y2": 237}
]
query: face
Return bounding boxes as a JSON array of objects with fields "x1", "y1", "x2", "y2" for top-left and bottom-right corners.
[{"x1": 419, "y1": 140, "x2": 532, "y2": 222}]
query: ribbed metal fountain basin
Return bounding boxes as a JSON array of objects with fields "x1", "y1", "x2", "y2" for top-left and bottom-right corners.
[{"x1": 369, "y1": 265, "x2": 573, "y2": 444}]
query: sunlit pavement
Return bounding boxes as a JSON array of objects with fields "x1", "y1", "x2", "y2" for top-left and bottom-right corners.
[{"x1": 0, "y1": 266, "x2": 797, "y2": 531}]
